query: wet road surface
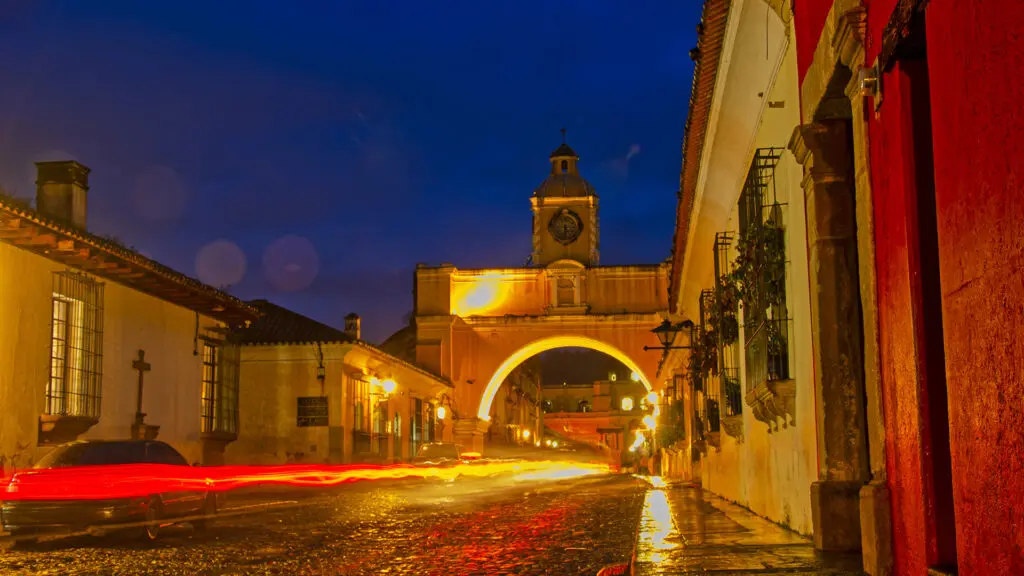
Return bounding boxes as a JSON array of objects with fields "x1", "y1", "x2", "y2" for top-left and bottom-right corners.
[
  {"x1": 0, "y1": 473, "x2": 645, "y2": 575},
  {"x1": 634, "y1": 479, "x2": 865, "y2": 575}
]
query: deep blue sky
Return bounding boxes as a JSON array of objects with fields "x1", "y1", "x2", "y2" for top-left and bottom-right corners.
[{"x1": 0, "y1": 1, "x2": 700, "y2": 343}]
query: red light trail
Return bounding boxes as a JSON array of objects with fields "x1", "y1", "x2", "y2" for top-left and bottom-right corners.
[{"x1": 0, "y1": 460, "x2": 611, "y2": 502}]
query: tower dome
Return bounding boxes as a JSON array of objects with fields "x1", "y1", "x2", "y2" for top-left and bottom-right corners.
[{"x1": 533, "y1": 132, "x2": 597, "y2": 198}]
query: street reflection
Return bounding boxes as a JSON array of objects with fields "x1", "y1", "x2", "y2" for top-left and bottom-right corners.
[
  {"x1": 514, "y1": 465, "x2": 605, "y2": 482},
  {"x1": 635, "y1": 476, "x2": 678, "y2": 564}
]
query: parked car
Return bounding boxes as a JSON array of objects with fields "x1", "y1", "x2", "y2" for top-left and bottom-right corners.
[
  {"x1": 411, "y1": 442, "x2": 465, "y2": 467},
  {"x1": 1, "y1": 439, "x2": 220, "y2": 541}
]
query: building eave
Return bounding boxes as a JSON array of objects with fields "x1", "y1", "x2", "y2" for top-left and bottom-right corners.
[
  {"x1": 669, "y1": 0, "x2": 732, "y2": 314},
  {"x1": 352, "y1": 340, "x2": 454, "y2": 389},
  {"x1": 0, "y1": 197, "x2": 258, "y2": 325}
]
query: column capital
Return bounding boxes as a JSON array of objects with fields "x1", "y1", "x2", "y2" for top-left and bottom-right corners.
[
  {"x1": 789, "y1": 121, "x2": 853, "y2": 186},
  {"x1": 834, "y1": 5, "x2": 867, "y2": 70}
]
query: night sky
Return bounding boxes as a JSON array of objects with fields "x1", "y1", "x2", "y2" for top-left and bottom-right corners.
[{"x1": 0, "y1": 1, "x2": 701, "y2": 343}]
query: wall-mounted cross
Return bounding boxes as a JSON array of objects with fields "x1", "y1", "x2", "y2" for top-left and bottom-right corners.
[{"x1": 132, "y1": 349, "x2": 151, "y2": 426}]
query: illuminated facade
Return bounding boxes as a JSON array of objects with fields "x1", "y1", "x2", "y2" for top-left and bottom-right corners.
[
  {"x1": 226, "y1": 301, "x2": 452, "y2": 465},
  {"x1": 542, "y1": 377, "x2": 650, "y2": 466},
  {"x1": 486, "y1": 360, "x2": 542, "y2": 446},
  {"x1": 668, "y1": 1, "x2": 1024, "y2": 575},
  {"x1": 0, "y1": 161, "x2": 258, "y2": 472},
  {"x1": 412, "y1": 139, "x2": 670, "y2": 451},
  {"x1": 658, "y1": 0, "x2": 818, "y2": 541}
]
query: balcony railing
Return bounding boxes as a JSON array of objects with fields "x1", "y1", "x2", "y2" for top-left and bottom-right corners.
[{"x1": 723, "y1": 372, "x2": 742, "y2": 417}]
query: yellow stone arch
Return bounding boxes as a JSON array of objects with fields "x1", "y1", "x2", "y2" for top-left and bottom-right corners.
[{"x1": 476, "y1": 335, "x2": 654, "y2": 421}]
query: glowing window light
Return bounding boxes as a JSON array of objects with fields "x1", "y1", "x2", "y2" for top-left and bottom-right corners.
[
  {"x1": 436, "y1": 406, "x2": 446, "y2": 420},
  {"x1": 621, "y1": 397, "x2": 634, "y2": 411}
]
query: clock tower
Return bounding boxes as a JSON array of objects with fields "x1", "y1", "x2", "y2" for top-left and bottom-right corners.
[{"x1": 530, "y1": 133, "x2": 599, "y2": 267}]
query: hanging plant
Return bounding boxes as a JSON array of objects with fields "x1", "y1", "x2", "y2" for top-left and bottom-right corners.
[
  {"x1": 709, "y1": 274, "x2": 741, "y2": 346},
  {"x1": 732, "y1": 214, "x2": 787, "y2": 325},
  {"x1": 688, "y1": 341, "x2": 704, "y2": 378},
  {"x1": 699, "y1": 329, "x2": 719, "y2": 375}
]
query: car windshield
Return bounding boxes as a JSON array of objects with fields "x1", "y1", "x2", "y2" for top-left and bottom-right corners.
[
  {"x1": 33, "y1": 442, "x2": 148, "y2": 469},
  {"x1": 416, "y1": 444, "x2": 460, "y2": 460}
]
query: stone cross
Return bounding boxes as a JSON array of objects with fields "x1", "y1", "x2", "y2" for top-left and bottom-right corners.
[{"x1": 132, "y1": 349, "x2": 151, "y2": 426}]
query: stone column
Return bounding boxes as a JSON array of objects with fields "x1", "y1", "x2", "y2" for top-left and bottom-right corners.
[
  {"x1": 452, "y1": 417, "x2": 490, "y2": 453},
  {"x1": 845, "y1": 71, "x2": 894, "y2": 576},
  {"x1": 791, "y1": 120, "x2": 871, "y2": 552}
]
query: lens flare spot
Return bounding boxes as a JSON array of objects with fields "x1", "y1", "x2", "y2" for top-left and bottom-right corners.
[
  {"x1": 263, "y1": 235, "x2": 319, "y2": 293},
  {"x1": 196, "y1": 239, "x2": 246, "y2": 288}
]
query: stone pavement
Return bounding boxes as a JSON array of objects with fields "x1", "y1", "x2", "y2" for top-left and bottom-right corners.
[
  {"x1": 634, "y1": 479, "x2": 865, "y2": 575},
  {"x1": 0, "y1": 474, "x2": 645, "y2": 575}
]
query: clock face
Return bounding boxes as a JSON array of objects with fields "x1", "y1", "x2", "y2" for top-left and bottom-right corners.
[{"x1": 549, "y1": 209, "x2": 583, "y2": 245}]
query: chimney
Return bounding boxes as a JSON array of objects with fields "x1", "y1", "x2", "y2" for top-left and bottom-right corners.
[
  {"x1": 344, "y1": 313, "x2": 361, "y2": 340},
  {"x1": 35, "y1": 161, "x2": 90, "y2": 228}
]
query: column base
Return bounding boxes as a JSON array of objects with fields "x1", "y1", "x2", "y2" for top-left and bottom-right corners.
[
  {"x1": 811, "y1": 480, "x2": 863, "y2": 551},
  {"x1": 452, "y1": 417, "x2": 491, "y2": 453},
  {"x1": 860, "y1": 480, "x2": 894, "y2": 575}
]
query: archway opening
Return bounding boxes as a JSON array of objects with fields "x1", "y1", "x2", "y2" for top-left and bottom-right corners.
[{"x1": 477, "y1": 335, "x2": 653, "y2": 421}]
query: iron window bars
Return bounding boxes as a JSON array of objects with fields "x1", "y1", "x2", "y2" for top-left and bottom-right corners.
[
  {"x1": 201, "y1": 341, "x2": 240, "y2": 435},
  {"x1": 714, "y1": 232, "x2": 743, "y2": 417},
  {"x1": 738, "y1": 148, "x2": 792, "y2": 385},
  {"x1": 47, "y1": 271, "x2": 104, "y2": 418}
]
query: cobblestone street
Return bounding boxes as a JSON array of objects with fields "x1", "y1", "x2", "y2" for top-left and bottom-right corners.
[
  {"x1": 0, "y1": 474, "x2": 645, "y2": 576},
  {"x1": 634, "y1": 481, "x2": 864, "y2": 575}
]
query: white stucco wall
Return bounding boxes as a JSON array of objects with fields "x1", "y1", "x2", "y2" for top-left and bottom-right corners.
[
  {"x1": 0, "y1": 240, "x2": 221, "y2": 471},
  {"x1": 681, "y1": 1, "x2": 818, "y2": 536}
]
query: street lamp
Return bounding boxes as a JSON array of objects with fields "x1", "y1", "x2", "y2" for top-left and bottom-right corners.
[{"x1": 643, "y1": 319, "x2": 696, "y2": 352}]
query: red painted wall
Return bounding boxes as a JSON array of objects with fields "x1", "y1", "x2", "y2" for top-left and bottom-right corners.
[
  {"x1": 925, "y1": 1, "x2": 1024, "y2": 574},
  {"x1": 870, "y1": 56, "x2": 957, "y2": 575},
  {"x1": 794, "y1": 0, "x2": 832, "y2": 83},
  {"x1": 863, "y1": 0, "x2": 899, "y2": 62},
  {"x1": 869, "y1": 64, "x2": 925, "y2": 575}
]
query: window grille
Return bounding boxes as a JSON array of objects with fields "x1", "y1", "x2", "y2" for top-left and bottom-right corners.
[
  {"x1": 352, "y1": 377, "x2": 370, "y2": 432},
  {"x1": 47, "y1": 271, "x2": 104, "y2": 418},
  {"x1": 352, "y1": 375, "x2": 388, "y2": 458},
  {"x1": 696, "y1": 289, "x2": 722, "y2": 431},
  {"x1": 738, "y1": 148, "x2": 792, "y2": 386},
  {"x1": 426, "y1": 403, "x2": 436, "y2": 443},
  {"x1": 714, "y1": 232, "x2": 742, "y2": 417},
  {"x1": 200, "y1": 341, "x2": 239, "y2": 435},
  {"x1": 410, "y1": 397, "x2": 423, "y2": 456}
]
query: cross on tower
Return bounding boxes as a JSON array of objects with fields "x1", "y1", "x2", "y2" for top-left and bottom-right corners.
[{"x1": 132, "y1": 349, "x2": 152, "y2": 427}]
